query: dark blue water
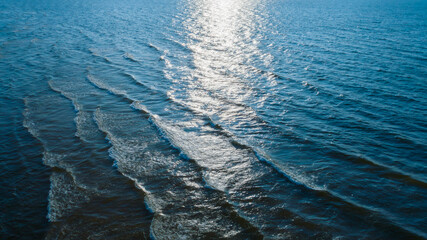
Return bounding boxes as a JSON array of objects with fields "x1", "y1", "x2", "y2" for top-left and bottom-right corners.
[{"x1": 1, "y1": 0, "x2": 426, "y2": 239}]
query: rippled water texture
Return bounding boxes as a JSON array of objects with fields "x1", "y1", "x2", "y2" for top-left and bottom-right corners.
[{"x1": 1, "y1": 0, "x2": 426, "y2": 239}]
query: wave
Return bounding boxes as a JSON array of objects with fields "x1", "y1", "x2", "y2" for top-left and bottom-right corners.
[
  {"x1": 87, "y1": 74, "x2": 128, "y2": 97},
  {"x1": 83, "y1": 69, "x2": 424, "y2": 238},
  {"x1": 47, "y1": 171, "x2": 92, "y2": 222},
  {"x1": 324, "y1": 148, "x2": 427, "y2": 188},
  {"x1": 135, "y1": 93, "x2": 426, "y2": 239},
  {"x1": 147, "y1": 43, "x2": 161, "y2": 52},
  {"x1": 23, "y1": 89, "x2": 155, "y2": 239},
  {"x1": 130, "y1": 102, "x2": 344, "y2": 234},
  {"x1": 48, "y1": 80, "x2": 97, "y2": 142},
  {"x1": 122, "y1": 52, "x2": 140, "y2": 63},
  {"x1": 82, "y1": 76, "x2": 327, "y2": 237},
  {"x1": 159, "y1": 55, "x2": 427, "y2": 189},
  {"x1": 93, "y1": 107, "x2": 263, "y2": 239},
  {"x1": 23, "y1": 96, "x2": 95, "y2": 222},
  {"x1": 88, "y1": 48, "x2": 112, "y2": 63}
]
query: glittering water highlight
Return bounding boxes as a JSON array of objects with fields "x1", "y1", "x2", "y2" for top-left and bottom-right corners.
[{"x1": 1, "y1": 0, "x2": 426, "y2": 239}]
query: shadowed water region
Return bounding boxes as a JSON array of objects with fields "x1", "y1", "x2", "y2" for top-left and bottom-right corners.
[{"x1": 0, "y1": 0, "x2": 426, "y2": 239}]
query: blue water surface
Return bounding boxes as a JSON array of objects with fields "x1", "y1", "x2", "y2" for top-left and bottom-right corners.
[{"x1": 0, "y1": 0, "x2": 426, "y2": 239}]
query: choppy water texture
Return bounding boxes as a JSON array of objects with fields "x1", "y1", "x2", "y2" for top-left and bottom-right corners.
[{"x1": 1, "y1": 0, "x2": 426, "y2": 239}]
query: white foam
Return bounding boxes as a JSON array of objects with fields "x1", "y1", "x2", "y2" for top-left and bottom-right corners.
[
  {"x1": 87, "y1": 74, "x2": 127, "y2": 96},
  {"x1": 47, "y1": 171, "x2": 92, "y2": 222}
]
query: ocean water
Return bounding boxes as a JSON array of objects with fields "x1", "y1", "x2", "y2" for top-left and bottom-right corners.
[{"x1": 0, "y1": 0, "x2": 426, "y2": 239}]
